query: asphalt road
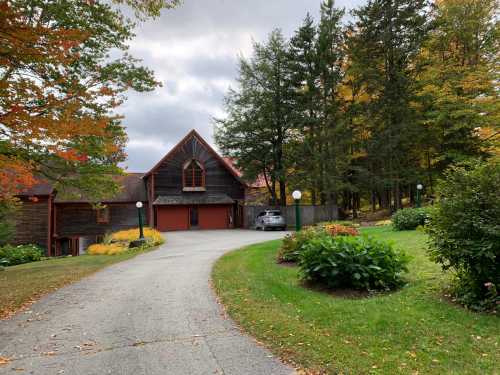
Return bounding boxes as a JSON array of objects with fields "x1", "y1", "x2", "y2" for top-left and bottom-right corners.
[{"x1": 0, "y1": 230, "x2": 294, "y2": 375}]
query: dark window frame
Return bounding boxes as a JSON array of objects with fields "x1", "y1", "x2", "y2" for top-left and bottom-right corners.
[
  {"x1": 183, "y1": 159, "x2": 205, "y2": 188},
  {"x1": 96, "y1": 206, "x2": 110, "y2": 224}
]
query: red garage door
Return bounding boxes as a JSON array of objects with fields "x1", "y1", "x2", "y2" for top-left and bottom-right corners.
[
  {"x1": 156, "y1": 206, "x2": 189, "y2": 231},
  {"x1": 199, "y1": 205, "x2": 230, "y2": 230}
]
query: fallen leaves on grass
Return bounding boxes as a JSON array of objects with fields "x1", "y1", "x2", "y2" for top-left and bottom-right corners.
[{"x1": 0, "y1": 356, "x2": 11, "y2": 365}]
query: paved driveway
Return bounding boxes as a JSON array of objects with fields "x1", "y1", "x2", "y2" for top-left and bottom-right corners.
[{"x1": 0, "y1": 230, "x2": 294, "y2": 375}]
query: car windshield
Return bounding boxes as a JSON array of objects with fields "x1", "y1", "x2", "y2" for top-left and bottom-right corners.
[{"x1": 267, "y1": 211, "x2": 281, "y2": 216}]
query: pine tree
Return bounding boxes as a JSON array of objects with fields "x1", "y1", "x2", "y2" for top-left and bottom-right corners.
[
  {"x1": 287, "y1": 14, "x2": 321, "y2": 203},
  {"x1": 348, "y1": 0, "x2": 431, "y2": 210},
  {"x1": 215, "y1": 30, "x2": 295, "y2": 205},
  {"x1": 316, "y1": 0, "x2": 351, "y2": 208}
]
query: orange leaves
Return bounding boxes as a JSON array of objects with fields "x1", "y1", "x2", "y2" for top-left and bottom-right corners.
[
  {"x1": 0, "y1": 356, "x2": 10, "y2": 366},
  {"x1": 0, "y1": 157, "x2": 36, "y2": 199},
  {"x1": 55, "y1": 149, "x2": 89, "y2": 163},
  {"x1": 324, "y1": 224, "x2": 360, "y2": 237}
]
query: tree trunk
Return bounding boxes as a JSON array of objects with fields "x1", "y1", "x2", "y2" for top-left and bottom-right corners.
[{"x1": 279, "y1": 178, "x2": 287, "y2": 207}]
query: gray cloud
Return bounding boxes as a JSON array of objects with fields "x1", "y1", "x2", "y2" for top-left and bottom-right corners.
[{"x1": 120, "y1": 0, "x2": 365, "y2": 172}]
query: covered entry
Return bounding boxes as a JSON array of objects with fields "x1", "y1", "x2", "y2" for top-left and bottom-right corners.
[{"x1": 154, "y1": 194, "x2": 235, "y2": 231}]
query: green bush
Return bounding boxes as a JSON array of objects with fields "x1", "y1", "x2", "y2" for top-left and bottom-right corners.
[
  {"x1": 426, "y1": 160, "x2": 500, "y2": 311},
  {"x1": 277, "y1": 227, "x2": 323, "y2": 263},
  {"x1": 298, "y1": 235, "x2": 409, "y2": 291},
  {"x1": 0, "y1": 244, "x2": 43, "y2": 266},
  {"x1": 0, "y1": 199, "x2": 19, "y2": 246},
  {"x1": 392, "y1": 207, "x2": 431, "y2": 230}
]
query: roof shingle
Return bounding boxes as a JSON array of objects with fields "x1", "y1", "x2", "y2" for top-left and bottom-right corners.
[{"x1": 153, "y1": 193, "x2": 234, "y2": 206}]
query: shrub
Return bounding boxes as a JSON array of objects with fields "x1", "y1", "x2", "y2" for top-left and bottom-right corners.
[
  {"x1": 277, "y1": 224, "x2": 360, "y2": 264},
  {"x1": 87, "y1": 243, "x2": 126, "y2": 256},
  {"x1": 0, "y1": 244, "x2": 43, "y2": 266},
  {"x1": 298, "y1": 235, "x2": 409, "y2": 291},
  {"x1": 0, "y1": 199, "x2": 19, "y2": 246},
  {"x1": 426, "y1": 160, "x2": 500, "y2": 311},
  {"x1": 109, "y1": 227, "x2": 165, "y2": 246},
  {"x1": 392, "y1": 207, "x2": 431, "y2": 230},
  {"x1": 324, "y1": 223, "x2": 359, "y2": 237},
  {"x1": 277, "y1": 227, "x2": 321, "y2": 263}
]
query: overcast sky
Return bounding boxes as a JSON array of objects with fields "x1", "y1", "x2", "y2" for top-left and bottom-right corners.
[{"x1": 120, "y1": 0, "x2": 364, "y2": 172}]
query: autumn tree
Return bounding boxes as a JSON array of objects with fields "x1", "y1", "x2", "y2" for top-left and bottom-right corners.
[
  {"x1": 0, "y1": 0, "x2": 177, "y2": 203},
  {"x1": 416, "y1": 0, "x2": 499, "y2": 192}
]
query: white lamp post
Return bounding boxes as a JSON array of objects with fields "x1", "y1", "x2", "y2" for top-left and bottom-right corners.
[
  {"x1": 416, "y1": 184, "x2": 423, "y2": 208},
  {"x1": 292, "y1": 190, "x2": 302, "y2": 231},
  {"x1": 136, "y1": 201, "x2": 144, "y2": 239}
]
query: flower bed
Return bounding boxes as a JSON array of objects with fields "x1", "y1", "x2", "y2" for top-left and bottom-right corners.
[{"x1": 87, "y1": 227, "x2": 165, "y2": 256}]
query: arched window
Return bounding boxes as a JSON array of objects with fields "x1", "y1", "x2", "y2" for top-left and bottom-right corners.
[{"x1": 183, "y1": 159, "x2": 205, "y2": 188}]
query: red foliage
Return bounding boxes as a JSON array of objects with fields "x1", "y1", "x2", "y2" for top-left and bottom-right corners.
[{"x1": 324, "y1": 224, "x2": 360, "y2": 237}]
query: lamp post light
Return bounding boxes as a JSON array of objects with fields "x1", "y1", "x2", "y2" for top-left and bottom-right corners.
[
  {"x1": 292, "y1": 190, "x2": 302, "y2": 232},
  {"x1": 416, "y1": 184, "x2": 423, "y2": 208},
  {"x1": 136, "y1": 201, "x2": 144, "y2": 239}
]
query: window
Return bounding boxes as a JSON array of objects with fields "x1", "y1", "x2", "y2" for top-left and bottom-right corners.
[
  {"x1": 183, "y1": 159, "x2": 205, "y2": 189},
  {"x1": 96, "y1": 207, "x2": 110, "y2": 224}
]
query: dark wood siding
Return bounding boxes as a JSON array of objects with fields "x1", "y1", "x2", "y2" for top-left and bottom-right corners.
[
  {"x1": 152, "y1": 136, "x2": 245, "y2": 200},
  {"x1": 55, "y1": 203, "x2": 149, "y2": 237},
  {"x1": 12, "y1": 197, "x2": 50, "y2": 251}
]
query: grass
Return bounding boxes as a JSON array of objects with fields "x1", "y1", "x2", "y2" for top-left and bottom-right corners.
[
  {"x1": 212, "y1": 226, "x2": 500, "y2": 374},
  {"x1": 0, "y1": 248, "x2": 153, "y2": 319}
]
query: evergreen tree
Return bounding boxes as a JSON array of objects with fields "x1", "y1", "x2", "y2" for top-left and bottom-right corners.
[
  {"x1": 288, "y1": 1, "x2": 348, "y2": 207},
  {"x1": 287, "y1": 14, "x2": 321, "y2": 203},
  {"x1": 215, "y1": 30, "x2": 295, "y2": 205},
  {"x1": 315, "y1": 0, "x2": 350, "y2": 207},
  {"x1": 347, "y1": 0, "x2": 431, "y2": 210}
]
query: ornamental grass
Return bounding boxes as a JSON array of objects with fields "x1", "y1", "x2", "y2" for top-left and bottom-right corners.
[
  {"x1": 87, "y1": 243, "x2": 126, "y2": 256},
  {"x1": 87, "y1": 228, "x2": 165, "y2": 256},
  {"x1": 109, "y1": 227, "x2": 165, "y2": 246}
]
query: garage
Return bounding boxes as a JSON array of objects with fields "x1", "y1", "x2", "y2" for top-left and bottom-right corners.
[
  {"x1": 199, "y1": 205, "x2": 230, "y2": 230},
  {"x1": 154, "y1": 194, "x2": 236, "y2": 231},
  {"x1": 156, "y1": 206, "x2": 189, "y2": 231},
  {"x1": 156, "y1": 205, "x2": 231, "y2": 231}
]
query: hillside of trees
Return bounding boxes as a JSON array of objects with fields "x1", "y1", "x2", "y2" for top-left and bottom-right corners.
[{"x1": 215, "y1": 0, "x2": 499, "y2": 216}]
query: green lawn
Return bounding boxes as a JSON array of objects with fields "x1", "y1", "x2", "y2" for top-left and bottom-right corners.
[
  {"x1": 0, "y1": 249, "x2": 150, "y2": 319},
  {"x1": 212, "y1": 227, "x2": 500, "y2": 374}
]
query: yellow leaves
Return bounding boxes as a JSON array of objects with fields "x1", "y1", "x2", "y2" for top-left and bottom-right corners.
[
  {"x1": 406, "y1": 350, "x2": 417, "y2": 359},
  {"x1": 110, "y1": 228, "x2": 164, "y2": 245},
  {"x1": 0, "y1": 356, "x2": 10, "y2": 365},
  {"x1": 87, "y1": 243, "x2": 126, "y2": 256},
  {"x1": 87, "y1": 228, "x2": 165, "y2": 255}
]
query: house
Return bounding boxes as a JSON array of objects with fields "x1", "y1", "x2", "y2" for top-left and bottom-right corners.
[
  {"x1": 143, "y1": 130, "x2": 246, "y2": 231},
  {"x1": 12, "y1": 130, "x2": 247, "y2": 256}
]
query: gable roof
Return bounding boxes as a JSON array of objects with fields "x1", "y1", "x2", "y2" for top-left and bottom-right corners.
[
  {"x1": 54, "y1": 173, "x2": 147, "y2": 204},
  {"x1": 223, "y1": 157, "x2": 267, "y2": 189},
  {"x1": 143, "y1": 129, "x2": 247, "y2": 186},
  {"x1": 16, "y1": 177, "x2": 54, "y2": 197}
]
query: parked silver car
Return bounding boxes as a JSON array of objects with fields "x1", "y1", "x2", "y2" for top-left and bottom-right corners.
[{"x1": 255, "y1": 210, "x2": 287, "y2": 231}]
